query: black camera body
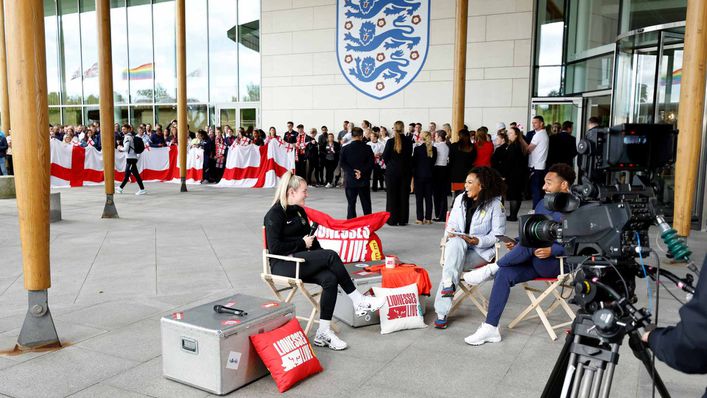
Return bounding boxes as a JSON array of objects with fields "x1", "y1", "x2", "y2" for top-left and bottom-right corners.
[{"x1": 518, "y1": 124, "x2": 677, "y2": 312}]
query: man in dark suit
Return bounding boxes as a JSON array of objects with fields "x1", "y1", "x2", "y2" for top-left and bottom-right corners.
[
  {"x1": 339, "y1": 127, "x2": 374, "y2": 219},
  {"x1": 547, "y1": 120, "x2": 578, "y2": 167}
]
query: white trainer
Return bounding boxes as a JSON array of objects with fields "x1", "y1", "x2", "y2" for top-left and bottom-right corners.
[
  {"x1": 464, "y1": 323, "x2": 502, "y2": 346},
  {"x1": 354, "y1": 294, "x2": 386, "y2": 317},
  {"x1": 135, "y1": 189, "x2": 147, "y2": 195},
  {"x1": 325, "y1": 183, "x2": 333, "y2": 188},
  {"x1": 313, "y1": 329, "x2": 348, "y2": 351},
  {"x1": 115, "y1": 187, "x2": 123, "y2": 194},
  {"x1": 463, "y1": 263, "x2": 499, "y2": 285}
]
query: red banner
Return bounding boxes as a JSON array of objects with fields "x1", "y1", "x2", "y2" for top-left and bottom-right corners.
[{"x1": 304, "y1": 207, "x2": 389, "y2": 263}]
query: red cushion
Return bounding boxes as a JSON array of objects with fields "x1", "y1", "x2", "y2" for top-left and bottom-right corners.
[{"x1": 250, "y1": 318, "x2": 323, "y2": 392}]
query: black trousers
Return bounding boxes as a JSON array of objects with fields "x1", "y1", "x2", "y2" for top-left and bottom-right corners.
[
  {"x1": 295, "y1": 159, "x2": 307, "y2": 179},
  {"x1": 306, "y1": 159, "x2": 319, "y2": 185},
  {"x1": 415, "y1": 178, "x2": 433, "y2": 221},
  {"x1": 345, "y1": 185, "x2": 372, "y2": 219},
  {"x1": 372, "y1": 164, "x2": 385, "y2": 191},
  {"x1": 432, "y1": 165, "x2": 449, "y2": 220},
  {"x1": 316, "y1": 158, "x2": 325, "y2": 185},
  {"x1": 271, "y1": 249, "x2": 355, "y2": 320},
  {"x1": 324, "y1": 159, "x2": 337, "y2": 184},
  {"x1": 120, "y1": 158, "x2": 144, "y2": 189},
  {"x1": 385, "y1": 172, "x2": 410, "y2": 225}
]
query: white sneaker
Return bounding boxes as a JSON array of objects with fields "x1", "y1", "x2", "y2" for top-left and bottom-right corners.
[
  {"x1": 354, "y1": 294, "x2": 386, "y2": 317},
  {"x1": 464, "y1": 323, "x2": 502, "y2": 346},
  {"x1": 115, "y1": 187, "x2": 123, "y2": 194},
  {"x1": 463, "y1": 263, "x2": 499, "y2": 285},
  {"x1": 325, "y1": 183, "x2": 332, "y2": 188},
  {"x1": 135, "y1": 189, "x2": 147, "y2": 195},
  {"x1": 313, "y1": 328, "x2": 348, "y2": 350}
]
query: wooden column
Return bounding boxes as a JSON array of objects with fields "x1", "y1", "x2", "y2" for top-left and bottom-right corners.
[
  {"x1": 673, "y1": 0, "x2": 707, "y2": 236},
  {"x1": 97, "y1": 0, "x2": 118, "y2": 218},
  {"x1": 0, "y1": 0, "x2": 10, "y2": 135},
  {"x1": 451, "y1": 0, "x2": 468, "y2": 143},
  {"x1": 6, "y1": 0, "x2": 59, "y2": 348},
  {"x1": 176, "y1": 0, "x2": 187, "y2": 192}
]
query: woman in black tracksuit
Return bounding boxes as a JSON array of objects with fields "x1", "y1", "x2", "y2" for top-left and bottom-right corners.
[
  {"x1": 382, "y1": 120, "x2": 413, "y2": 226},
  {"x1": 412, "y1": 131, "x2": 437, "y2": 224},
  {"x1": 264, "y1": 171, "x2": 383, "y2": 351}
]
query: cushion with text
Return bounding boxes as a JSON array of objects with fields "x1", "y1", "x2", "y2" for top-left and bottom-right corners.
[
  {"x1": 250, "y1": 318, "x2": 323, "y2": 392},
  {"x1": 373, "y1": 283, "x2": 426, "y2": 335}
]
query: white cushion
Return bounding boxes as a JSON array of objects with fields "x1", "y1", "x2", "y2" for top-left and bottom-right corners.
[{"x1": 372, "y1": 283, "x2": 426, "y2": 335}]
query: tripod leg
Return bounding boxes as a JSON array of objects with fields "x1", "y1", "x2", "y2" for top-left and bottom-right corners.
[
  {"x1": 628, "y1": 332, "x2": 671, "y2": 398},
  {"x1": 542, "y1": 331, "x2": 575, "y2": 397},
  {"x1": 597, "y1": 343, "x2": 620, "y2": 398}
]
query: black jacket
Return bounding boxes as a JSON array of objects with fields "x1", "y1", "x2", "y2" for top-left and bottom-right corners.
[
  {"x1": 339, "y1": 140, "x2": 374, "y2": 188},
  {"x1": 382, "y1": 135, "x2": 413, "y2": 179},
  {"x1": 648, "y1": 261, "x2": 707, "y2": 375},
  {"x1": 412, "y1": 144, "x2": 437, "y2": 181},
  {"x1": 283, "y1": 130, "x2": 297, "y2": 144},
  {"x1": 448, "y1": 142, "x2": 476, "y2": 184},
  {"x1": 264, "y1": 203, "x2": 321, "y2": 256},
  {"x1": 547, "y1": 131, "x2": 577, "y2": 167},
  {"x1": 491, "y1": 143, "x2": 508, "y2": 174}
]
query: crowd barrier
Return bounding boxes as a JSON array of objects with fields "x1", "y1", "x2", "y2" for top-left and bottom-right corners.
[{"x1": 49, "y1": 139, "x2": 295, "y2": 189}]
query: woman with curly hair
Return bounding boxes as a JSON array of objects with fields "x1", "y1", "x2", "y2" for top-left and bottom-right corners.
[{"x1": 433, "y1": 166, "x2": 506, "y2": 329}]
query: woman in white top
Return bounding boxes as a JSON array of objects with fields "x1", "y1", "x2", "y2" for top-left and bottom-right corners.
[
  {"x1": 432, "y1": 130, "x2": 451, "y2": 222},
  {"x1": 367, "y1": 131, "x2": 386, "y2": 191}
]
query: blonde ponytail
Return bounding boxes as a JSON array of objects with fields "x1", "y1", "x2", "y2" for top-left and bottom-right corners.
[
  {"x1": 273, "y1": 171, "x2": 306, "y2": 209},
  {"x1": 421, "y1": 131, "x2": 433, "y2": 158}
]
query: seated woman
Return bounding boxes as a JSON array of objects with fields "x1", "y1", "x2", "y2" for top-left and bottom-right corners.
[
  {"x1": 434, "y1": 167, "x2": 506, "y2": 329},
  {"x1": 264, "y1": 171, "x2": 385, "y2": 350}
]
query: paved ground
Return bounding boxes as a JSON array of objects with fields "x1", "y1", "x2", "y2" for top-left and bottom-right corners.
[{"x1": 0, "y1": 183, "x2": 705, "y2": 397}]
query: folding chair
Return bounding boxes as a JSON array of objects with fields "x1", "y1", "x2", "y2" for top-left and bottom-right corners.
[
  {"x1": 507, "y1": 257, "x2": 576, "y2": 340},
  {"x1": 439, "y1": 212, "x2": 499, "y2": 317},
  {"x1": 260, "y1": 226, "x2": 327, "y2": 335}
]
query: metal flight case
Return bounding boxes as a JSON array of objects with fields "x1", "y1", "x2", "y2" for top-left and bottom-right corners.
[
  {"x1": 161, "y1": 294, "x2": 294, "y2": 395},
  {"x1": 333, "y1": 260, "x2": 384, "y2": 327}
]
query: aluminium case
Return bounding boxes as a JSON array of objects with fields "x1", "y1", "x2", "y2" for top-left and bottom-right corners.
[{"x1": 161, "y1": 294, "x2": 294, "y2": 395}]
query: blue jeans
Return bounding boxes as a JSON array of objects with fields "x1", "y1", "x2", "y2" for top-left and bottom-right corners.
[
  {"x1": 0, "y1": 157, "x2": 7, "y2": 176},
  {"x1": 485, "y1": 244, "x2": 561, "y2": 327},
  {"x1": 434, "y1": 237, "x2": 489, "y2": 317}
]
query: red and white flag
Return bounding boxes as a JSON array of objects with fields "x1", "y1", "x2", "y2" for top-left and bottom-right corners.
[{"x1": 216, "y1": 140, "x2": 295, "y2": 188}]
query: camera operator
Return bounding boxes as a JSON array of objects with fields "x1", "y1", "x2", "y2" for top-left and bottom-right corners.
[
  {"x1": 462, "y1": 163, "x2": 575, "y2": 345},
  {"x1": 641, "y1": 259, "x2": 707, "y2": 379}
]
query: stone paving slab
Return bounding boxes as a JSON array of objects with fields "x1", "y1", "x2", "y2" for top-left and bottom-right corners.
[{"x1": 0, "y1": 183, "x2": 705, "y2": 397}]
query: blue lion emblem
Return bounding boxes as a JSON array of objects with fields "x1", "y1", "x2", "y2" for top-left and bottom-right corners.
[
  {"x1": 344, "y1": 0, "x2": 420, "y2": 19},
  {"x1": 348, "y1": 49, "x2": 410, "y2": 83},
  {"x1": 344, "y1": 15, "x2": 421, "y2": 51}
]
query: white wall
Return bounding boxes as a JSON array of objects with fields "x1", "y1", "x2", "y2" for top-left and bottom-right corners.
[{"x1": 261, "y1": 0, "x2": 533, "y2": 132}]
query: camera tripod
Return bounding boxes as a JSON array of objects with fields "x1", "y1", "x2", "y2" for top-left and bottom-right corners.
[{"x1": 541, "y1": 311, "x2": 669, "y2": 398}]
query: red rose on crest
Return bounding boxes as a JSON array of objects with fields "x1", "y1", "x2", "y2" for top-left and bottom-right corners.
[
  {"x1": 377, "y1": 18, "x2": 386, "y2": 27},
  {"x1": 376, "y1": 82, "x2": 385, "y2": 91},
  {"x1": 344, "y1": 54, "x2": 353, "y2": 63},
  {"x1": 410, "y1": 51, "x2": 419, "y2": 60},
  {"x1": 411, "y1": 15, "x2": 421, "y2": 25},
  {"x1": 376, "y1": 53, "x2": 385, "y2": 62},
  {"x1": 344, "y1": 21, "x2": 353, "y2": 30}
]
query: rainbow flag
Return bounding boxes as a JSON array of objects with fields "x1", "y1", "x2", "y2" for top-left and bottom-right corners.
[
  {"x1": 671, "y1": 68, "x2": 681, "y2": 85},
  {"x1": 122, "y1": 63, "x2": 154, "y2": 80}
]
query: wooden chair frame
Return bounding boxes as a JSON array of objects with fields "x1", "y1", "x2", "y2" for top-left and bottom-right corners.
[
  {"x1": 260, "y1": 226, "x2": 329, "y2": 335},
  {"x1": 507, "y1": 257, "x2": 576, "y2": 341}
]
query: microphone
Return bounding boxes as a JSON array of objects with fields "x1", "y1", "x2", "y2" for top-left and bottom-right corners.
[
  {"x1": 309, "y1": 222, "x2": 319, "y2": 236},
  {"x1": 213, "y1": 305, "x2": 247, "y2": 316}
]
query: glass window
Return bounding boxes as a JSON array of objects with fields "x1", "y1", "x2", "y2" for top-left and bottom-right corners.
[
  {"x1": 238, "y1": 0, "x2": 260, "y2": 102},
  {"x1": 80, "y1": 0, "x2": 99, "y2": 104},
  {"x1": 48, "y1": 108, "x2": 61, "y2": 126},
  {"x1": 153, "y1": 0, "x2": 176, "y2": 103},
  {"x1": 535, "y1": 0, "x2": 565, "y2": 66},
  {"x1": 59, "y1": 0, "x2": 83, "y2": 105},
  {"x1": 620, "y1": 0, "x2": 686, "y2": 33},
  {"x1": 209, "y1": 0, "x2": 238, "y2": 102},
  {"x1": 127, "y1": 0, "x2": 154, "y2": 103},
  {"x1": 114, "y1": 106, "x2": 129, "y2": 125},
  {"x1": 219, "y1": 108, "x2": 236, "y2": 127},
  {"x1": 565, "y1": 54, "x2": 613, "y2": 94},
  {"x1": 45, "y1": 0, "x2": 61, "y2": 105},
  {"x1": 187, "y1": 105, "x2": 208, "y2": 131},
  {"x1": 240, "y1": 108, "x2": 256, "y2": 129},
  {"x1": 156, "y1": 105, "x2": 178, "y2": 127},
  {"x1": 63, "y1": 107, "x2": 83, "y2": 125},
  {"x1": 111, "y1": 0, "x2": 129, "y2": 104},
  {"x1": 535, "y1": 66, "x2": 563, "y2": 96},
  {"x1": 186, "y1": 0, "x2": 208, "y2": 103},
  {"x1": 84, "y1": 106, "x2": 100, "y2": 124},
  {"x1": 567, "y1": 0, "x2": 619, "y2": 61},
  {"x1": 131, "y1": 105, "x2": 155, "y2": 125}
]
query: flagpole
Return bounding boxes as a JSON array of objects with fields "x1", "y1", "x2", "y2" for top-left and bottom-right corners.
[
  {"x1": 0, "y1": 0, "x2": 11, "y2": 136},
  {"x1": 176, "y1": 0, "x2": 188, "y2": 192},
  {"x1": 97, "y1": 0, "x2": 118, "y2": 218},
  {"x1": 451, "y1": 0, "x2": 468, "y2": 143}
]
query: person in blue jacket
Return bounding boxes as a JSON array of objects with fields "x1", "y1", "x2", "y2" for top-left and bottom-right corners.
[{"x1": 462, "y1": 163, "x2": 575, "y2": 345}]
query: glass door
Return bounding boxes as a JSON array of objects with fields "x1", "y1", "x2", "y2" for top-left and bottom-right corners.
[{"x1": 214, "y1": 104, "x2": 259, "y2": 130}]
